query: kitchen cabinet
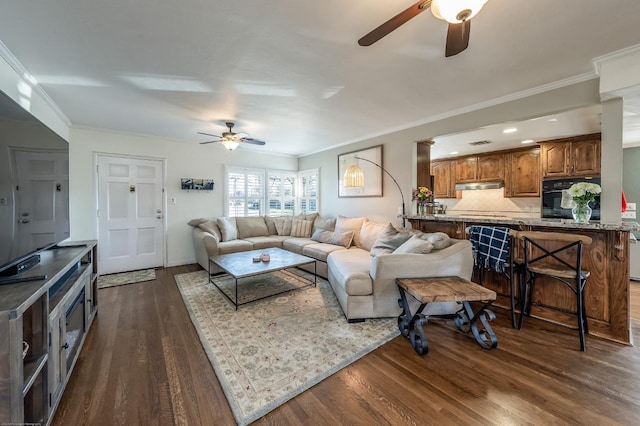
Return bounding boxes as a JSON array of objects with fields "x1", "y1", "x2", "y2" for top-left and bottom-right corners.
[
  {"x1": 430, "y1": 160, "x2": 456, "y2": 198},
  {"x1": 477, "y1": 154, "x2": 504, "y2": 182},
  {"x1": 454, "y1": 154, "x2": 504, "y2": 184},
  {"x1": 540, "y1": 133, "x2": 600, "y2": 178},
  {"x1": 504, "y1": 147, "x2": 540, "y2": 197}
]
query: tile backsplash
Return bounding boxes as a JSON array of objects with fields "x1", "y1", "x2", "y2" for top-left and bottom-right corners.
[{"x1": 435, "y1": 189, "x2": 541, "y2": 218}]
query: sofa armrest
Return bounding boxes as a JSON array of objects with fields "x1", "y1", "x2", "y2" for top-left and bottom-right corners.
[
  {"x1": 192, "y1": 227, "x2": 220, "y2": 270},
  {"x1": 370, "y1": 239, "x2": 473, "y2": 281}
]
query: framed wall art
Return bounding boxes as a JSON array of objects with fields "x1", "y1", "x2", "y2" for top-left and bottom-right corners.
[{"x1": 338, "y1": 145, "x2": 383, "y2": 197}]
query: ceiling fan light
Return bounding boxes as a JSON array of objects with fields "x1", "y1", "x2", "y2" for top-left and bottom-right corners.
[
  {"x1": 431, "y1": 0, "x2": 487, "y2": 23},
  {"x1": 221, "y1": 140, "x2": 240, "y2": 151}
]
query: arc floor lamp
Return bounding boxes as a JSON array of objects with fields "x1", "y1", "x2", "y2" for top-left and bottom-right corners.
[{"x1": 343, "y1": 156, "x2": 406, "y2": 227}]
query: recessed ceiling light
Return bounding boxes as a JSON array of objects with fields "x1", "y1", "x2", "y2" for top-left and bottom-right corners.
[
  {"x1": 503, "y1": 128, "x2": 518, "y2": 134},
  {"x1": 521, "y1": 139, "x2": 534, "y2": 144},
  {"x1": 548, "y1": 118, "x2": 558, "y2": 122},
  {"x1": 450, "y1": 151, "x2": 458, "y2": 155}
]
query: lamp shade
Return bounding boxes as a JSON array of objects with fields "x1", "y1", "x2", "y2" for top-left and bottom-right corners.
[
  {"x1": 221, "y1": 140, "x2": 240, "y2": 151},
  {"x1": 344, "y1": 165, "x2": 365, "y2": 188},
  {"x1": 431, "y1": 0, "x2": 487, "y2": 23}
]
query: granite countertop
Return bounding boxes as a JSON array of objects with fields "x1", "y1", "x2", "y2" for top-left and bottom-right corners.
[{"x1": 406, "y1": 214, "x2": 640, "y2": 231}]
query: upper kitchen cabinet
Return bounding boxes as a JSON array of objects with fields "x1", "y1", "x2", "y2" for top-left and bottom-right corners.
[
  {"x1": 454, "y1": 153, "x2": 504, "y2": 183},
  {"x1": 430, "y1": 160, "x2": 456, "y2": 198},
  {"x1": 540, "y1": 133, "x2": 601, "y2": 178},
  {"x1": 504, "y1": 147, "x2": 541, "y2": 197}
]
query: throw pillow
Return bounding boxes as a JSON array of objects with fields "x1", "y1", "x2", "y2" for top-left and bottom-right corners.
[
  {"x1": 187, "y1": 218, "x2": 208, "y2": 227},
  {"x1": 331, "y1": 230, "x2": 354, "y2": 248},
  {"x1": 236, "y1": 217, "x2": 269, "y2": 239},
  {"x1": 311, "y1": 228, "x2": 334, "y2": 244},
  {"x1": 197, "y1": 220, "x2": 221, "y2": 242},
  {"x1": 370, "y1": 223, "x2": 412, "y2": 256},
  {"x1": 393, "y1": 235, "x2": 434, "y2": 254},
  {"x1": 290, "y1": 219, "x2": 314, "y2": 238},
  {"x1": 313, "y1": 216, "x2": 336, "y2": 232},
  {"x1": 216, "y1": 217, "x2": 237, "y2": 241},
  {"x1": 264, "y1": 216, "x2": 278, "y2": 235},
  {"x1": 334, "y1": 216, "x2": 368, "y2": 248},
  {"x1": 272, "y1": 216, "x2": 293, "y2": 236},
  {"x1": 358, "y1": 221, "x2": 388, "y2": 252},
  {"x1": 418, "y1": 232, "x2": 451, "y2": 250}
]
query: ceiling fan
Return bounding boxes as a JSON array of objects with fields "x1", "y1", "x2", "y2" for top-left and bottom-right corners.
[
  {"x1": 198, "y1": 122, "x2": 266, "y2": 151},
  {"x1": 358, "y1": 0, "x2": 487, "y2": 57}
]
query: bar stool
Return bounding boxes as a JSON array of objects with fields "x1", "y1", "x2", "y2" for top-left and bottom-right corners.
[
  {"x1": 467, "y1": 226, "x2": 522, "y2": 329},
  {"x1": 518, "y1": 231, "x2": 592, "y2": 351}
]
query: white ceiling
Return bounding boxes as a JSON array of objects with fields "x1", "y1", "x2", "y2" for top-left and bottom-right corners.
[{"x1": 1, "y1": 0, "x2": 640, "y2": 157}]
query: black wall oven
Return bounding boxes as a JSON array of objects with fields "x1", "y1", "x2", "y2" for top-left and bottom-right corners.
[{"x1": 541, "y1": 177, "x2": 601, "y2": 220}]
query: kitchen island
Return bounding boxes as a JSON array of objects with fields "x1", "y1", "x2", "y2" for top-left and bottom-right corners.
[{"x1": 407, "y1": 215, "x2": 640, "y2": 345}]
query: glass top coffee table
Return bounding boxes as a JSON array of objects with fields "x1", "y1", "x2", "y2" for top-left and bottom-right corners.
[{"x1": 208, "y1": 247, "x2": 317, "y2": 309}]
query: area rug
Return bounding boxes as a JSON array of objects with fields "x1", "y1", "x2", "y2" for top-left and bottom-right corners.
[
  {"x1": 175, "y1": 270, "x2": 399, "y2": 426},
  {"x1": 98, "y1": 268, "x2": 156, "y2": 289}
]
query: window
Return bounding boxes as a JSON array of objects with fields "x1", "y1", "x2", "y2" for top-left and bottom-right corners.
[
  {"x1": 267, "y1": 171, "x2": 296, "y2": 216},
  {"x1": 224, "y1": 167, "x2": 265, "y2": 217},
  {"x1": 297, "y1": 168, "x2": 319, "y2": 214},
  {"x1": 224, "y1": 167, "x2": 318, "y2": 217}
]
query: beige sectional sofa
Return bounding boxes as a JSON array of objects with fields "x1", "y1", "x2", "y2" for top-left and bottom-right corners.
[{"x1": 189, "y1": 214, "x2": 473, "y2": 322}]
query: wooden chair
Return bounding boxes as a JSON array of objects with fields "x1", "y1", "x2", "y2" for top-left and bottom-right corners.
[
  {"x1": 466, "y1": 226, "x2": 522, "y2": 329},
  {"x1": 518, "y1": 231, "x2": 592, "y2": 351}
]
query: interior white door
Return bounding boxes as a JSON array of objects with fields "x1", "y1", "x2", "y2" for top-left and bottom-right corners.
[
  {"x1": 97, "y1": 155, "x2": 165, "y2": 274},
  {"x1": 14, "y1": 149, "x2": 70, "y2": 257}
]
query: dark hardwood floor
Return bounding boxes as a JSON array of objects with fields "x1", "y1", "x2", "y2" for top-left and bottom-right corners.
[{"x1": 53, "y1": 265, "x2": 640, "y2": 425}]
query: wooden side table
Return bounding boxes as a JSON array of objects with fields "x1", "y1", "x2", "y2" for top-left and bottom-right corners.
[{"x1": 396, "y1": 276, "x2": 498, "y2": 355}]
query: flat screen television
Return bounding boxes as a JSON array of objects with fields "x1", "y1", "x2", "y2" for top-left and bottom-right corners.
[{"x1": 0, "y1": 90, "x2": 70, "y2": 281}]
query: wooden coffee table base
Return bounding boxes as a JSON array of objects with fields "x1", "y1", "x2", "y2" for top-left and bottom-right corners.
[{"x1": 396, "y1": 276, "x2": 498, "y2": 355}]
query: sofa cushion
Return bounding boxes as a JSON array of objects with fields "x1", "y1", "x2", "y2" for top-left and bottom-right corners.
[
  {"x1": 311, "y1": 228, "x2": 333, "y2": 244},
  {"x1": 282, "y1": 237, "x2": 316, "y2": 255},
  {"x1": 296, "y1": 212, "x2": 319, "y2": 223},
  {"x1": 272, "y1": 216, "x2": 293, "y2": 236},
  {"x1": 217, "y1": 217, "x2": 237, "y2": 241},
  {"x1": 188, "y1": 218, "x2": 209, "y2": 227},
  {"x1": 197, "y1": 220, "x2": 222, "y2": 242},
  {"x1": 218, "y1": 239, "x2": 253, "y2": 254},
  {"x1": 290, "y1": 219, "x2": 314, "y2": 238},
  {"x1": 243, "y1": 236, "x2": 284, "y2": 250},
  {"x1": 393, "y1": 235, "x2": 434, "y2": 254},
  {"x1": 302, "y1": 243, "x2": 348, "y2": 262},
  {"x1": 358, "y1": 221, "x2": 387, "y2": 252},
  {"x1": 264, "y1": 216, "x2": 278, "y2": 235},
  {"x1": 370, "y1": 223, "x2": 412, "y2": 256},
  {"x1": 327, "y1": 249, "x2": 373, "y2": 296},
  {"x1": 335, "y1": 216, "x2": 368, "y2": 248},
  {"x1": 236, "y1": 216, "x2": 269, "y2": 239}
]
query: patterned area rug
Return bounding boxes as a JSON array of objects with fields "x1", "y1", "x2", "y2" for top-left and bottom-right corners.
[
  {"x1": 98, "y1": 268, "x2": 157, "y2": 289},
  {"x1": 175, "y1": 270, "x2": 399, "y2": 426}
]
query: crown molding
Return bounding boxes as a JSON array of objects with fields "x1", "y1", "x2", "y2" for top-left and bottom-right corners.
[
  {"x1": 593, "y1": 43, "x2": 640, "y2": 75},
  {"x1": 0, "y1": 41, "x2": 72, "y2": 127}
]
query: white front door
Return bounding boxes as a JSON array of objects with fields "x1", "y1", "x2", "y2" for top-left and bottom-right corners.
[
  {"x1": 97, "y1": 155, "x2": 165, "y2": 274},
  {"x1": 14, "y1": 149, "x2": 70, "y2": 257}
]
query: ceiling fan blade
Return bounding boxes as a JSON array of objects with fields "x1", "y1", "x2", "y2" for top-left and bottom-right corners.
[
  {"x1": 236, "y1": 132, "x2": 248, "y2": 138},
  {"x1": 445, "y1": 20, "x2": 471, "y2": 57},
  {"x1": 197, "y1": 131, "x2": 222, "y2": 138},
  {"x1": 242, "y1": 138, "x2": 266, "y2": 146},
  {"x1": 358, "y1": 0, "x2": 432, "y2": 46},
  {"x1": 199, "y1": 140, "x2": 222, "y2": 145}
]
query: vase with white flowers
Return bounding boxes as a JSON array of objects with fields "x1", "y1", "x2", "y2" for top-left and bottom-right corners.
[{"x1": 567, "y1": 182, "x2": 601, "y2": 223}]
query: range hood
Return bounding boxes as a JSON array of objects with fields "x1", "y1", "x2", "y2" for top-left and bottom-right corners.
[{"x1": 454, "y1": 181, "x2": 504, "y2": 191}]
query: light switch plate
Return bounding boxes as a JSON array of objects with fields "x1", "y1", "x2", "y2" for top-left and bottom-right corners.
[
  {"x1": 622, "y1": 211, "x2": 636, "y2": 219},
  {"x1": 627, "y1": 202, "x2": 636, "y2": 211}
]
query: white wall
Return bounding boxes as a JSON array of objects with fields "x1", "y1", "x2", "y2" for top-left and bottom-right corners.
[
  {"x1": 300, "y1": 79, "x2": 602, "y2": 227},
  {"x1": 69, "y1": 127, "x2": 298, "y2": 267}
]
